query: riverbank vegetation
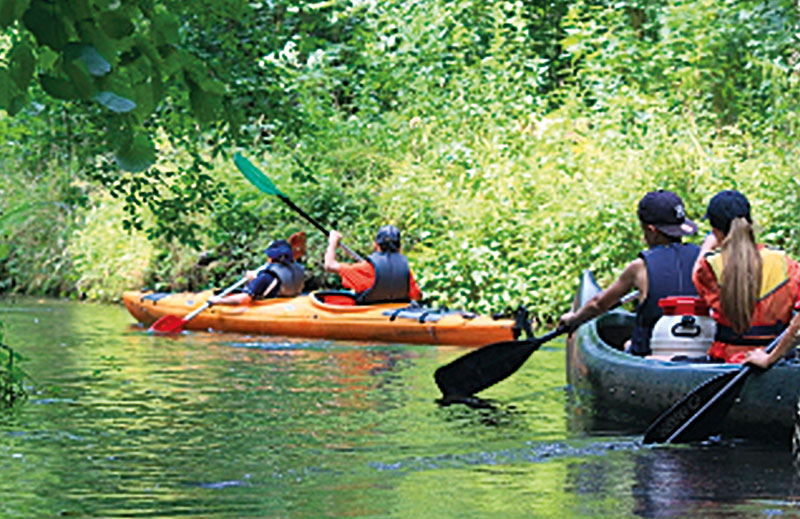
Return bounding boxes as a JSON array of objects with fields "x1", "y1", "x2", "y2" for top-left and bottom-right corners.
[
  {"x1": 1, "y1": 0, "x2": 799, "y2": 325},
  {"x1": 0, "y1": 327, "x2": 26, "y2": 407}
]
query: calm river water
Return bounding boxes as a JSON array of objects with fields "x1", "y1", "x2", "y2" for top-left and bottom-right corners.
[{"x1": 1, "y1": 296, "x2": 799, "y2": 518}]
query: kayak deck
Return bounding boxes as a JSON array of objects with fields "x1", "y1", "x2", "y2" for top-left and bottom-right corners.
[{"x1": 122, "y1": 290, "x2": 518, "y2": 346}]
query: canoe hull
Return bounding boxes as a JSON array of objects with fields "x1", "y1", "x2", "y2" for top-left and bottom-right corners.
[
  {"x1": 566, "y1": 271, "x2": 799, "y2": 444},
  {"x1": 122, "y1": 290, "x2": 517, "y2": 347}
]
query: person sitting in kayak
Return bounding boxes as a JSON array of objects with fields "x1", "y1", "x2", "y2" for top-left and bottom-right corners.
[
  {"x1": 558, "y1": 189, "x2": 700, "y2": 356},
  {"x1": 208, "y1": 235, "x2": 306, "y2": 305},
  {"x1": 324, "y1": 225, "x2": 421, "y2": 304},
  {"x1": 693, "y1": 190, "x2": 800, "y2": 363}
]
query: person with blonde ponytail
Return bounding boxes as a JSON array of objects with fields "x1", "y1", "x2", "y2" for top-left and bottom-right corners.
[{"x1": 693, "y1": 190, "x2": 800, "y2": 362}]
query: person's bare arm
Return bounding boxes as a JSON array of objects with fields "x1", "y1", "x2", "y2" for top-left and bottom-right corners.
[
  {"x1": 558, "y1": 258, "x2": 644, "y2": 331},
  {"x1": 208, "y1": 292, "x2": 254, "y2": 306},
  {"x1": 745, "y1": 312, "x2": 800, "y2": 368},
  {"x1": 693, "y1": 232, "x2": 719, "y2": 276},
  {"x1": 324, "y1": 230, "x2": 343, "y2": 273}
]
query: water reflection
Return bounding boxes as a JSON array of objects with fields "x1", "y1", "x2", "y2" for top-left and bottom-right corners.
[{"x1": 1, "y1": 297, "x2": 799, "y2": 519}]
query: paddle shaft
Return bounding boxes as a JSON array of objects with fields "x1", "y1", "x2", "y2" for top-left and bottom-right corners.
[
  {"x1": 183, "y1": 262, "x2": 270, "y2": 322},
  {"x1": 662, "y1": 329, "x2": 786, "y2": 444},
  {"x1": 276, "y1": 194, "x2": 364, "y2": 262}
]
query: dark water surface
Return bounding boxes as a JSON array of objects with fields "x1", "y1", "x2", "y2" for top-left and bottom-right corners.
[{"x1": 1, "y1": 297, "x2": 799, "y2": 518}]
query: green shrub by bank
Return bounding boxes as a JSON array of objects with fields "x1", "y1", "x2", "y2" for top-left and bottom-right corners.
[{"x1": 0, "y1": 326, "x2": 27, "y2": 408}]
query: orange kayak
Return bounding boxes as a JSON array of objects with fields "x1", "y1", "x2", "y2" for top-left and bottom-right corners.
[{"x1": 122, "y1": 290, "x2": 519, "y2": 346}]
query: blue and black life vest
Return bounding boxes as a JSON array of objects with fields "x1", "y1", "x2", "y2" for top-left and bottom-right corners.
[
  {"x1": 629, "y1": 242, "x2": 701, "y2": 356},
  {"x1": 264, "y1": 261, "x2": 305, "y2": 297},
  {"x1": 355, "y1": 252, "x2": 411, "y2": 304}
]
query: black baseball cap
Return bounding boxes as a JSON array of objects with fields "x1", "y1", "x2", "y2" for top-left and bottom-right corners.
[
  {"x1": 703, "y1": 190, "x2": 751, "y2": 234},
  {"x1": 637, "y1": 190, "x2": 698, "y2": 238},
  {"x1": 375, "y1": 225, "x2": 401, "y2": 250},
  {"x1": 264, "y1": 239, "x2": 293, "y2": 262}
]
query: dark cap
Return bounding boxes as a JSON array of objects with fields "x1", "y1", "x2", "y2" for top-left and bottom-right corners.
[
  {"x1": 264, "y1": 239, "x2": 293, "y2": 262},
  {"x1": 703, "y1": 190, "x2": 751, "y2": 235},
  {"x1": 637, "y1": 190, "x2": 698, "y2": 238},
  {"x1": 375, "y1": 224, "x2": 401, "y2": 251}
]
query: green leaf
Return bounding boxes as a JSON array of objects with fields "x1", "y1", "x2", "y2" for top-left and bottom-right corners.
[
  {"x1": 0, "y1": 68, "x2": 11, "y2": 110},
  {"x1": 63, "y1": 62, "x2": 94, "y2": 99},
  {"x1": 0, "y1": 0, "x2": 19, "y2": 28},
  {"x1": 7, "y1": 94, "x2": 26, "y2": 116},
  {"x1": 9, "y1": 43, "x2": 34, "y2": 90},
  {"x1": 0, "y1": 242, "x2": 8, "y2": 261},
  {"x1": 40, "y1": 74, "x2": 79, "y2": 100},
  {"x1": 64, "y1": 43, "x2": 111, "y2": 77},
  {"x1": 93, "y1": 91, "x2": 137, "y2": 112},
  {"x1": 115, "y1": 133, "x2": 155, "y2": 172},
  {"x1": 22, "y1": 1, "x2": 68, "y2": 50},
  {"x1": 76, "y1": 20, "x2": 117, "y2": 64},
  {"x1": 65, "y1": 0, "x2": 91, "y2": 20},
  {"x1": 37, "y1": 47, "x2": 59, "y2": 70},
  {"x1": 153, "y1": 11, "x2": 180, "y2": 45},
  {"x1": 0, "y1": 0, "x2": 28, "y2": 28},
  {"x1": 100, "y1": 10, "x2": 135, "y2": 39},
  {"x1": 133, "y1": 81, "x2": 155, "y2": 117},
  {"x1": 188, "y1": 79, "x2": 221, "y2": 124}
]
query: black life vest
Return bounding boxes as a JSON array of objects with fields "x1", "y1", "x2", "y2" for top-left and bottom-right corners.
[
  {"x1": 629, "y1": 242, "x2": 700, "y2": 356},
  {"x1": 265, "y1": 261, "x2": 305, "y2": 297},
  {"x1": 355, "y1": 252, "x2": 411, "y2": 304}
]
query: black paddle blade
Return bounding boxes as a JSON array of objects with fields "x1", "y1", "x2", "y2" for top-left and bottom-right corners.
[
  {"x1": 643, "y1": 369, "x2": 745, "y2": 444},
  {"x1": 434, "y1": 339, "x2": 538, "y2": 399}
]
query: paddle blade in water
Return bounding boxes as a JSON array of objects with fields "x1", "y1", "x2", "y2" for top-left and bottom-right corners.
[
  {"x1": 148, "y1": 314, "x2": 187, "y2": 334},
  {"x1": 233, "y1": 153, "x2": 284, "y2": 197},
  {"x1": 434, "y1": 339, "x2": 538, "y2": 398},
  {"x1": 643, "y1": 369, "x2": 743, "y2": 444}
]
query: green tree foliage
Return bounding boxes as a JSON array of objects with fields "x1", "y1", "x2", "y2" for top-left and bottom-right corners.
[{"x1": 2, "y1": 0, "x2": 800, "y2": 325}]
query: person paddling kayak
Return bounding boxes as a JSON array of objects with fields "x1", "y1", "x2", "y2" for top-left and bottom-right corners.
[
  {"x1": 558, "y1": 190, "x2": 700, "y2": 356},
  {"x1": 693, "y1": 190, "x2": 800, "y2": 363},
  {"x1": 324, "y1": 225, "x2": 421, "y2": 303},
  {"x1": 208, "y1": 233, "x2": 306, "y2": 305}
]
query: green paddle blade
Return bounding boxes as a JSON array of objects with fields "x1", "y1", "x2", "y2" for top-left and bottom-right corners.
[{"x1": 233, "y1": 153, "x2": 285, "y2": 197}]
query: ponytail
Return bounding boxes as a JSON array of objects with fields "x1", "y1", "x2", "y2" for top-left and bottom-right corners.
[{"x1": 719, "y1": 217, "x2": 761, "y2": 335}]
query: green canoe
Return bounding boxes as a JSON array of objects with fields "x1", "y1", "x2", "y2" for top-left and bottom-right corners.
[{"x1": 566, "y1": 270, "x2": 800, "y2": 445}]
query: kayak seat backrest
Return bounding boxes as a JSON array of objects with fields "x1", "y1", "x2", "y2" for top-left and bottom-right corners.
[
  {"x1": 596, "y1": 312, "x2": 635, "y2": 351},
  {"x1": 315, "y1": 290, "x2": 357, "y2": 306},
  {"x1": 141, "y1": 292, "x2": 172, "y2": 304}
]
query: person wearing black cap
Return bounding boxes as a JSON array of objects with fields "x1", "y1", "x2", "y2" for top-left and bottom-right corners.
[
  {"x1": 324, "y1": 225, "x2": 421, "y2": 303},
  {"x1": 693, "y1": 190, "x2": 800, "y2": 363},
  {"x1": 559, "y1": 190, "x2": 700, "y2": 356},
  {"x1": 208, "y1": 234, "x2": 306, "y2": 305}
]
